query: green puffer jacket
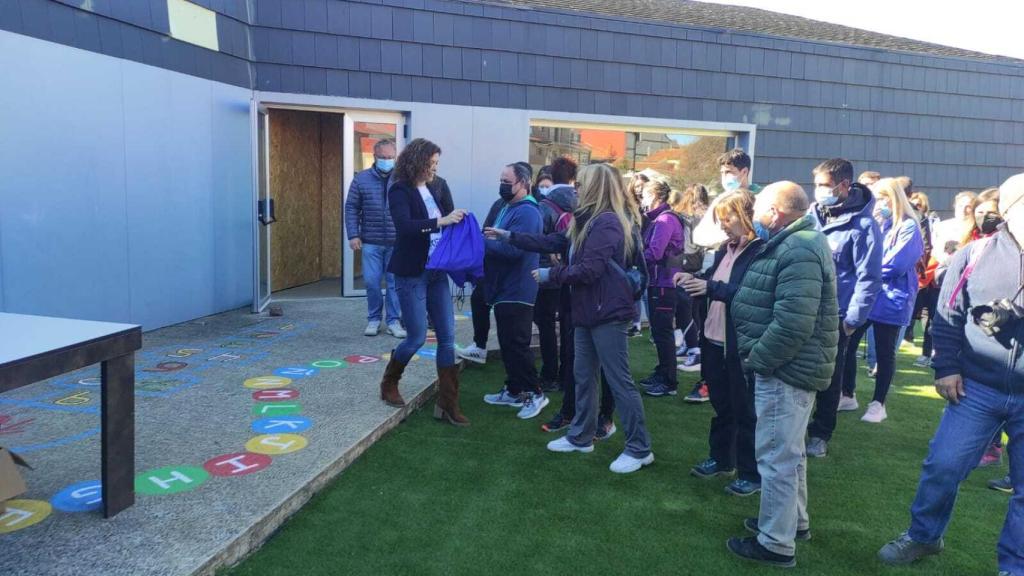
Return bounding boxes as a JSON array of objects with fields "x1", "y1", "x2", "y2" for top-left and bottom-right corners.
[{"x1": 731, "y1": 215, "x2": 840, "y2": 391}]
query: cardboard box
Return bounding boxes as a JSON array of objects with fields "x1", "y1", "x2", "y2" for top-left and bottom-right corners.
[{"x1": 0, "y1": 447, "x2": 29, "y2": 514}]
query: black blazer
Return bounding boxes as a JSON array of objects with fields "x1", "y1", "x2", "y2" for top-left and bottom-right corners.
[{"x1": 387, "y1": 176, "x2": 455, "y2": 277}]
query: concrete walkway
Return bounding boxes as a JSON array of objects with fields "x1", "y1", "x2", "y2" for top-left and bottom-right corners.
[{"x1": 0, "y1": 298, "x2": 481, "y2": 576}]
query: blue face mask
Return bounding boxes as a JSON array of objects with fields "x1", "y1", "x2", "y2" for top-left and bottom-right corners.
[
  {"x1": 753, "y1": 221, "x2": 771, "y2": 241},
  {"x1": 375, "y1": 158, "x2": 395, "y2": 173},
  {"x1": 879, "y1": 206, "x2": 893, "y2": 220}
]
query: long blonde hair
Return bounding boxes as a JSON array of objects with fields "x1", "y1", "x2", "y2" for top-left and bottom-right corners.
[
  {"x1": 873, "y1": 177, "x2": 916, "y2": 226},
  {"x1": 568, "y1": 163, "x2": 640, "y2": 258}
]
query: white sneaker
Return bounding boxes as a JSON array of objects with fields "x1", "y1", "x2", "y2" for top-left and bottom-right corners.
[
  {"x1": 364, "y1": 320, "x2": 381, "y2": 336},
  {"x1": 386, "y1": 322, "x2": 407, "y2": 338},
  {"x1": 517, "y1": 392, "x2": 549, "y2": 419},
  {"x1": 861, "y1": 401, "x2": 888, "y2": 423},
  {"x1": 483, "y1": 387, "x2": 523, "y2": 407},
  {"x1": 837, "y1": 395, "x2": 859, "y2": 412},
  {"x1": 609, "y1": 452, "x2": 655, "y2": 474},
  {"x1": 456, "y1": 344, "x2": 488, "y2": 364},
  {"x1": 547, "y1": 436, "x2": 594, "y2": 453},
  {"x1": 674, "y1": 328, "x2": 684, "y2": 348}
]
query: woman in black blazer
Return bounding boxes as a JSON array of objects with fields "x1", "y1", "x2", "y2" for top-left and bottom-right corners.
[{"x1": 379, "y1": 138, "x2": 469, "y2": 426}]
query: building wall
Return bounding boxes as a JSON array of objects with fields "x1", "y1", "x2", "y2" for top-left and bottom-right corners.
[
  {"x1": 0, "y1": 30, "x2": 253, "y2": 330},
  {"x1": 247, "y1": 0, "x2": 1024, "y2": 212}
]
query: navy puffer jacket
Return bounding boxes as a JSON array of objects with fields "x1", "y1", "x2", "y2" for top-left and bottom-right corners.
[{"x1": 345, "y1": 167, "x2": 396, "y2": 246}]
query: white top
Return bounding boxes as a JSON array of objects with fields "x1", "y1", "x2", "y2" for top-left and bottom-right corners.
[
  {"x1": 932, "y1": 217, "x2": 966, "y2": 264},
  {"x1": 418, "y1": 185, "x2": 442, "y2": 256},
  {"x1": 0, "y1": 313, "x2": 139, "y2": 365}
]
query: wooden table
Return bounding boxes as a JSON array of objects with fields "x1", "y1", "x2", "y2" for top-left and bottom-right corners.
[{"x1": 0, "y1": 312, "x2": 141, "y2": 518}]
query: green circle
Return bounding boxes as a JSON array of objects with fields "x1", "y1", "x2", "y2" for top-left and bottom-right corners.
[
  {"x1": 252, "y1": 403, "x2": 302, "y2": 417},
  {"x1": 312, "y1": 360, "x2": 346, "y2": 368},
  {"x1": 135, "y1": 466, "x2": 209, "y2": 495}
]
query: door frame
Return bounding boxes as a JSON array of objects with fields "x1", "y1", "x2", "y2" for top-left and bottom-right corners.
[
  {"x1": 250, "y1": 101, "x2": 272, "y2": 313},
  {"x1": 250, "y1": 95, "x2": 408, "y2": 308}
]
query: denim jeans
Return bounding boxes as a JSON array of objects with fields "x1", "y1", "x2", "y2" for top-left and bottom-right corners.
[
  {"x1": 754, "y1": 373, "x2": 815, "y2": 557},
  {"x1": 362, "y1": 243, "x2": 400, "y2": 324},
  {"x1": 393, "y1": 271, "x2": 454, "y2": 368},
  {"x1": 908, "y1": 379, "x2": 1023, "y2": 574}
]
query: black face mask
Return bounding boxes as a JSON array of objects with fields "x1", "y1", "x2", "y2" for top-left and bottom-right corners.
[
  {"x1": 499, "y1": 183, "x2": 516, "y2": 202},
  {"x1": 976, "y1": 213, "x2": 1003, "y2": 235}
]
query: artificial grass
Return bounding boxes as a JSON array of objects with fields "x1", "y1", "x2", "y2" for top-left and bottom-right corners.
[{"x1": 227, "y1": 338, "x2": 1009, "y2": 576}]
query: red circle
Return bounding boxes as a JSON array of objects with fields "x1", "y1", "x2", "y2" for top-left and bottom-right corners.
[
  {"x1": 344, "y1": 354, "x2": 380, "y2": 364},
  {"x1": 251, "y1": 388, "x2": 300, "y2": 402},
  {"x1": 203, "y1": 452, "x2": 272, "y2": 477}
]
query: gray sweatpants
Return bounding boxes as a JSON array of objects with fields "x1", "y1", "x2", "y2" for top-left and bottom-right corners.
[
  {"x1": 568, "y1": 321, "x2": 652, "y2": 458},
  {"x1": 754, "y1": 373, "x2": 815, "y2": 556}
]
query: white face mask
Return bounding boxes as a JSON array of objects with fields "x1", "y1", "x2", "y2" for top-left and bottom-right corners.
[
  {"x1": 538, "y1": 186, "x2": 552, "y2": 196},
  {"x1": 815, "y1": 185, "x2": 839, "y2": 206},
  {"x1": 722, "y1": 173, "x2": 740, "y2": 192}
]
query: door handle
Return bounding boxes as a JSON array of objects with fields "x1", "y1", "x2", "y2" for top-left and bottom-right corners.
[{"x1": 258, "y1": 199, "x2": 277, "y2": 225}]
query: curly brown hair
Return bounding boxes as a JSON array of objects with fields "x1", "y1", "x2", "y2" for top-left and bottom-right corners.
[{"x1": 395, "y1": 138, "x2": 441, "y2": 185}]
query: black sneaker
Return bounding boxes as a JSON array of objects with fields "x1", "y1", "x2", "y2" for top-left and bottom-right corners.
[
  {"x1": 539, "y1": 378, "x2": 561, "y2": 393},
  {"x1": 727, "y1": 536, "x2": 796, "y2": 568},
  {"x1": 541, "y1": 412, "x2": 571, "y2": 433},
  {"x1": 744, "y1": 517, "x2": 811, "y2": 541},
  {"x1": 690, "y1": 458, "x2": 736, "y2": 479},
  {"x1": 594, "y1": 416, "x2": 617, "y2": 441},
  {"x1": 639, "y1": 372, "x2": 665, "y2": 388},
  {"x1": 628, "y1": 325, "x2": 642, "y2": 337},
  {"x1": 988, "y1": 475, "x2": 1013, "y2": 494}
]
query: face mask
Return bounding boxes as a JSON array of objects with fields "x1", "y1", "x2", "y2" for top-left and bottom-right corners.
[
  {"x1": 722, "y1": 173, "x2": 740, "y2": 192},
  {"x1": 977, "y1": 213, "x2": 1003, "y2": 235},
  {"x1": 375, "y1": 158, "x2": 394, "y2": 173},
  {"x1": 499, "y1": 183, "x2": 516, "y2": 202},
  {"x1": 753, "y1": 221, "x2": 771, "y2": 241},
  {"x1": 538, "y1": 186, "x2": 551, "y2": 197},
  {"x1": 878, "y1": 206, "x2": 892, "y2": 220},
  {"x1": 815, "y1": 185, "x2": 839, "y2": 206}
]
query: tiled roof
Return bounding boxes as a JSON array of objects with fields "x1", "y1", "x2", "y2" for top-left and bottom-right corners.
[{"x1": 478, "y1": 0, "x2": 1021, "y2": 64}]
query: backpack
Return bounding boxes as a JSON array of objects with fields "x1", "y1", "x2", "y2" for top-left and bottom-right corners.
[
  {"x1": 541, "y1": 198, "x2": 574, "y2": 233},
  {"x1": 426, "y1": 212, "x2": 484, "y2": 287},
  {"x1": 677, "y1": 213, "x2": 705, "y2": 272},
  {"x1": 610, "y1": 225, "x2": 649, "y2": 301}
]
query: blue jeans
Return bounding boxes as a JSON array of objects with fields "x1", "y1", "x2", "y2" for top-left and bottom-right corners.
[
  {"x1": 908, "y1": 379, "x2": 1023, "y2": 574},
  {"x1": 393, "y1": 271, "x2": 455, "y2": 368},
  {"x1": 362, "y1": 243, "x2": 400, "y2": 323}
]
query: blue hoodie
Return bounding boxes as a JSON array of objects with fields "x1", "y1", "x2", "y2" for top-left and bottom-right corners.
[
  {"x1": 484, "y1": 196, "x2": 543, "y2": 306},
  {"x1": 868, "y1": 215, "x2": 924, "y2": 326},
  {"x1": 810, "y1": 183, "x2": 883, "y2": 328},
  {"x1": 933, "y1": 225, "x2": 1024, "y2": 394}
]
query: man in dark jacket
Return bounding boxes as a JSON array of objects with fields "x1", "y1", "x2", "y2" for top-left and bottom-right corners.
[
  {"x1": 879, "y1": 174, "x2": 1024, "y2": 575},
  {"x1": 805, "y1": 158, "x2": 882, "y2": 457},
  {"x1": 481, "y1": 163, "x2": 546, "y2": 420},
  {"x1": 727, "y1": 182, "x2": 839, "y2": 569},
  {"x1": 344, "y1": 139, "x2": 404, "y2": 339}
]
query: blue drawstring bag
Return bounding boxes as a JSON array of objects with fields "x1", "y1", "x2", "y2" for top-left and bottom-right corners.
[{"x1": 427, "y1": 212, "x2": 484, "y2": 289}]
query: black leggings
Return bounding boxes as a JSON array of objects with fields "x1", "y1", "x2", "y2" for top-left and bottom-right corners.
[
  {"x1": 648, "y1": 287, "x2": 677, "y2": 383},
  {"x1": 674, "y1": 288, "x2": 703, "y2": 351},
  {"x1": 845, "y1": 321, "x2": 900, "y2": 404},
  {"x1": 534, "y1": 288, "x2": 560, "y2": 382},
  {"x1": 471, "y1": 287, "x2": 491, "y2": 349}
]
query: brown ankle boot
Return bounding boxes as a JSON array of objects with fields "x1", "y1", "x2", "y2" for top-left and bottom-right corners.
[
  {"x1": 379, "y1": 355, "x2": 407, "y2": 408},
  {"x1": 434, "y1": 365, "x2": 470, "y2": 427}
]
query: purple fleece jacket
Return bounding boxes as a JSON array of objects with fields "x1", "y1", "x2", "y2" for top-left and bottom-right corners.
[{"x1": 643, "y1": 204, "x2": 684, "y2": 288}]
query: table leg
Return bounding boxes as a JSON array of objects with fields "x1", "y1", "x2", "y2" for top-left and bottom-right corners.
[{"x1": 101, "y1": 353, "x2": 135, "y2": 518}]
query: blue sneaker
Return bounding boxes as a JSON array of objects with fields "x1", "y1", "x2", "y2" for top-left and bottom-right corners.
[
  {"x1": 678, "y1": 350, "x2": 701, "y2": 372},
  {"x1": 638, "y1": 372, "x2": 664, "y2": 388},
  {"x1": 690, "y1": 458, "x2": 735, "y2": 479},
  {"x1": 644, "y1": 381, "x2": 678, "y2": 397},
  {"x1": 484, "y1": 387, "x2": 524, "y2": 407},
  {"x1": 725, "y1": 479, "x2": 762, "y2": 497},
  {"x1": 516, "y1": 392, "x2": 549, "y2": 419}
]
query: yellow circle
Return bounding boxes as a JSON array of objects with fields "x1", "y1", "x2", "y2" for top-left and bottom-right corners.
[
  {"x1": 244, "y1": 376, "x2": 293, "y2": 389},
  {"x1": 245, "y1": 434, "x2": 308, "y2": 455},
  {"x1": 0, "y1": 500, "x2": 52, "y2": 534}
]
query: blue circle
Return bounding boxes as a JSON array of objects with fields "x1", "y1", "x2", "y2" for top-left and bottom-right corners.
[
  {"x1": 251, "y1": 415, "x2": 313, "y2": 434},
  {"x1": 273, "y1": 366, "x2": 320, "y2": 379},
  {"x1": 52, "y1": 480, "x2": 103, "y2": 513}
]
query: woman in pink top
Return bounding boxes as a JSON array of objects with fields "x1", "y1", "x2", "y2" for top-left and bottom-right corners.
[{"x1": 676, "y1": 191, "x2": 766, "y2": 497}]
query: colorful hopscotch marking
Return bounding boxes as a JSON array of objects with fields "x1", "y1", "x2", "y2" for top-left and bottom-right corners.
[
  {"x1": 0, "y1": 500, "x2": 52, "y2": 534},
  {"x1": 244, "y1": 376, "x2": 293, "y2": 390},
  {"x1": 417, "y1": 347, "x2": 438, "y2": 359},
  {"x1": 245, "y1": 434, "x2": 307, "y2": 455},
  {"x1": 379, "y1": 352, "x2": 418, "y2": 362},
  {"x1": 252, "y1": 415, "x2": 312, "y2": 434},
  {"x1": 135, "y1": 466, "x2": 210, "y2": 496},
  {"x1": 252, "y1": 389, "x2": 300, "y2": 402},
  {"x1": 51, "y1": 480, "x2": 103, "y2": 513},
  {"x1": 345, "y1": 354, "x2": 380, "y2": 364},
  {"x1": 203, "y1": 452, "x2": 272, "y2": 477},
  {"x1": 311, "y1": 360, "x2": 346, "y2": 369},
  {"x1": 273, "y1": 366, "x2": 319, "y2": 378},
  {"x1": 252, "y1": 403, "x2": 302, "y2": 417}
]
